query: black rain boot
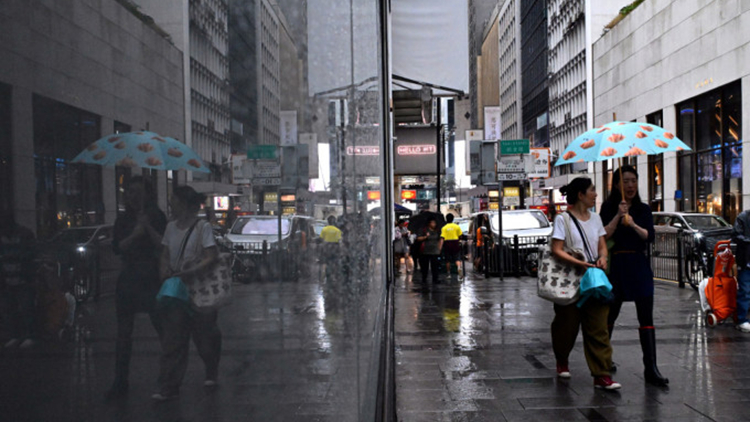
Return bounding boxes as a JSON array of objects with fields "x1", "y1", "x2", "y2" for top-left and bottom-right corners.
[
  {"x1": 608, "y1": 324, "x2": 617, "y2": 373},
  {"x1": 639, "y1": 327, "x2": 669, "y2": 386}
]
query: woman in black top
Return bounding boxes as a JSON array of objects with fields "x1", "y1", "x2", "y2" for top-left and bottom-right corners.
[
  {"x1": 600, "y1": 166, "x2": 668, "y2": 387},
  {"x1": 106, "y1": 176, "x2": 167, "y2": 399}
]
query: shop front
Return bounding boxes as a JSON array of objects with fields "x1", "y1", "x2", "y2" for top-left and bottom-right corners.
[{"x1": 676, "y1": 81, "x2": 742, "y2": 223}]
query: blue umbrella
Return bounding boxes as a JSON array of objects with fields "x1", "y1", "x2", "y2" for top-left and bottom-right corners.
[
  {"x1": 554, "y1": 122, "x2": 691, "y2": 166},
  {"x1": 72, "y1": 131, "x2": 210, "y2": 173}
]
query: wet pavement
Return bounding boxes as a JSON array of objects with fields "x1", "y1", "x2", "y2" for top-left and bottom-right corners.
[
  {"x1": 0, "y1": 264, "x2": 379, "y2": 422},
  {"x1": 394, "y1": 268, "x2": 750, "y2": 421},
  {"x1": 4, "y1": 263, "x2": 750, "y2": 421}
]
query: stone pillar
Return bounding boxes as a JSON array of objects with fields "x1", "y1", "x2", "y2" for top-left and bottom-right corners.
[
  {"x1": 662, "y1": 106, "x2": 678, "y2": 212},
  {"x1": 11, "y1": 87, "x2": 36, "y2": 233}
]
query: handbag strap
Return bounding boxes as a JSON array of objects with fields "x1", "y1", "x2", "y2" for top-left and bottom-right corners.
[
  {"x1": 567, "y1": 212, "x2": 595, "y2": 263},
  {"x1": 174, "y1": 219, "x2": 200, "y2": 270}
]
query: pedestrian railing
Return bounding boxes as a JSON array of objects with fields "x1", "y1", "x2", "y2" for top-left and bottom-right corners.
[
  {"x1": 470, "y1": 229, "x2": 725, "y2": 287},
  {"x1": 223, "y1": 240, "x2": 313, "y2": 282}
]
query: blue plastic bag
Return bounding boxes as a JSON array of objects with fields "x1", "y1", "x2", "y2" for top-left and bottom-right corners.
[
  {"x1": 156, "y1": 276, "x2": 190, "y2": 304},
  {"x1": 577, "y1": 267, "x2": 613, "y2": 308}
]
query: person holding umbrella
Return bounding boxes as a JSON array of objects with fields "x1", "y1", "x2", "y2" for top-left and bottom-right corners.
[
  {"x1": 600, "y1": 165, "x2": 669, "y2": 387},
  {"x1": 106, "y1": 176, "x2": 167, "y2": 400}
]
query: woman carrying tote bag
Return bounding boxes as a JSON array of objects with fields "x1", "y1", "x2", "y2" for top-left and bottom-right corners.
[
  {"x1": 153, "y1": 186, "x2": 221, "y2": 402},
  {"x1": 550, "y1": 177, "x2": 620, "y2": 390}
]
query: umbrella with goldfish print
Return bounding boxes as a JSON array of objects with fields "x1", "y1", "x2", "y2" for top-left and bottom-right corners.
[
  {"x1": 71, "y1": 131, "x2": 210, "y2": 173},
  {"x1": 554, "y1": 122, "x2": 692, "y2": 166}
]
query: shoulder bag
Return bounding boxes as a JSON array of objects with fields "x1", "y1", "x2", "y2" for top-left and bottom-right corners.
[
  {"x1": 536, "y1": 212, "x2": 593, "y2": 305},
  {"x1": 184, "y1": 221, "x2": 233, "y2": 312},
  {"x1": 156, "y1": 220, "x2": 200, "y2": 305}
]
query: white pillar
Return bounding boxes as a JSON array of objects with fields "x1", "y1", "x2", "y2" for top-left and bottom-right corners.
[
  {"x1": 743, "y1": 75, "x2": 750, "y2": 210},
  {"x1": 662, "y1": 106, "x2": 678, "y2": 212},
  {"x1": 11, "y1": 87, "x2": 36, "y2": 233}
]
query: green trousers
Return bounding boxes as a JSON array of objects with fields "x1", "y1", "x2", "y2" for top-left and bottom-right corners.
[{"x1": 551, "y1": 300, "x2": 612, "y2": 377}]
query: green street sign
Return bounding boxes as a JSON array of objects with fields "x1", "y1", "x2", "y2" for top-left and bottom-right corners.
[
  {"x1": 247, "y1": 145, "x2": 278, "y2": 159},
  {"x1": 500, "y1": 139, "x2": 530, "y2": 155}
]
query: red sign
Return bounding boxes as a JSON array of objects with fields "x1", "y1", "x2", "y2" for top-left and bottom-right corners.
[
  {"x1": 401, "y1": 190, "x2": 417, "y2": 200},
  {"x1": 367, "y1": 191, "x2": 381, "y2": 200}
]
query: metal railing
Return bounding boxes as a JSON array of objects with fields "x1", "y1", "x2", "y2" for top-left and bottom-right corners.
[{"x1": 470, "y1": 230, "x2": 728, "y2": 287}]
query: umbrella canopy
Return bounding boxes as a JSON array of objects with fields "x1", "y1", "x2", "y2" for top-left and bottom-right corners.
[
  {"x1": 72, "y1": 131, "x2": 210, "y2": 173},
  {"x1": 408, "y1": 211, "x2": 445, "y2": 235},
  {"x1": 554, "y1": 122, "x2": 691, "y2": 166}
]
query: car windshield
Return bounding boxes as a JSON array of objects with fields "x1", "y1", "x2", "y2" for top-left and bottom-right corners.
[
  {"x1": 52, "y1": 228, "x2": 96, "y2": 244},
  {"x1": 491, "y1": 212, "x2": 549, "y2": 232},
  {"x1": 683, "y1": 215, "x2": 730, "y2": 230},
  {"x1": 232, "y1": 218, "x2": 290, "y2": 235}
]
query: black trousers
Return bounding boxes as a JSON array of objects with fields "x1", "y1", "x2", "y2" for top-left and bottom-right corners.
[
  {"x1": 607, "y1": 295, "x2": 654, "y2": 327},
  {"x1": 420, "y1": 255, "x2": 440, "y2": 283},
  {"x1": 113, "y1": 265, "x2": 162, "y2": 385}
]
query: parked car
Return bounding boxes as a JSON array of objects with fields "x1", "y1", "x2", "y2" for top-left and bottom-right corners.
[
  {"x1": 653, "y1": 211, "x2": 733, "y2": 281},
  {"x1": 222, "y1": 215, "x2": 315, "y2": 282},
  {"x1": 468, "y1": 210, "x2": 552, "y2": 276},
  {"x1": 38, "y1": 225, "x2": 116, "y2": 302}
]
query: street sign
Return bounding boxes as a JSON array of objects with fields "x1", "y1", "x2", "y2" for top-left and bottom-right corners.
[
  {"x1": 497, "y1": 156, "x2": 526, "y2": 173},
  {"x1": 247, "y1": 145, "x2": 277, "y2": 159},
  {"x1": 254, "y1": 177, "x2": 281, "y2": 186},
  {"x1": 497, "y1": 173, "x2": 526, "y2": 181},
  {"x1": 500, "y1": 139, "x2": 530, "y2": 155},
  {"x1": 252, "y1": 163, "x2": 281, "y2": 178}
]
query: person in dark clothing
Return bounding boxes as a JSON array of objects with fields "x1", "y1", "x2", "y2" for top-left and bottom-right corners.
[
  {"x1": 600, "y1": 165, "x2": 668, "y2": 387},
  {"x1": 105, "y1": 176, "x2": 167, "y2": 400},
  {"x1": 417, "y1": 217, "x2": 441, "y2": 285},
  {"x1": 0, "y1": 210, "x2": 37, "y2": 349},
  {"x1": 731, "y1": 210, "x2": 750, "y2": 332}
]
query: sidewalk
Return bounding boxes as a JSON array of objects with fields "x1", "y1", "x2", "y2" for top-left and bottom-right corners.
[
  {"x1": 394, "y1": 269, "x2": 750, "y2": 421},
  {"x1": 0, "y1": 273, "x2": 380, "y2": 422}
]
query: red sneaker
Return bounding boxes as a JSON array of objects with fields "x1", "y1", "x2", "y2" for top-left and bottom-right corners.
[
  {"x1": 556, "y1": 362, "x2": 571, "y2": 378},
  {"x1": 594, "y1": 375, "x2": 621, "y2": 390}
]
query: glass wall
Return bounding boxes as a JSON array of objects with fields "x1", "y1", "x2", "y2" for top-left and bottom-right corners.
[
  {"x1": 677, "y1": 81, "x2": 742, "y2": 222},
  {"x1": 33, "y1": 95, "x2": 103, "y2": 238},
  {"x1": 0, "y1": 82, "x2": 11, "y2": 219},
  {"x1": 647, "y1": 111, "x2": 664, "y2": 211}
]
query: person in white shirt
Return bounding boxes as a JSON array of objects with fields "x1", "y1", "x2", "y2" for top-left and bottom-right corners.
[
  {"x1": 549, "y1": 177, "x2": 620, "y2": 390},
  {"x1": 153, "y1": 186, "x2": 220, "y2": 402}
]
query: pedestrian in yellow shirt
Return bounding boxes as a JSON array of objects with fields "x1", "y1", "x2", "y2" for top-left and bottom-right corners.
[{"x1": 440, "y1": 214, "x2": 463, "y2": 279}]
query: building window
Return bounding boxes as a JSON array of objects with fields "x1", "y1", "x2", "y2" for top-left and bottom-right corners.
[
  {"x1": 0, "y1": 82, "x2": 11, "y2": 219},
  {"x1": 33, "y1": 95, "x2": 102, "y2": 238},
  {"x1": 647, "y1": 111, "x2": 664, "y2": 211},
  {"x1": 677, "y1": 80, "x2": 742, "y2": 222}
]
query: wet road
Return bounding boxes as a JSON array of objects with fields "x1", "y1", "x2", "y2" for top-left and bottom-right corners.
[{"x1": 394, "y1": 268, "x2": 750, "y2": 421}]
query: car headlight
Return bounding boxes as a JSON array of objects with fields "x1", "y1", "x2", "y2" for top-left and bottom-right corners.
[
  {"x1": 77, "y1": 246, "x2": 86, "y2": 253},
  {"x1": 694, "y1": 232, "x2": 703, "y2": 240}
]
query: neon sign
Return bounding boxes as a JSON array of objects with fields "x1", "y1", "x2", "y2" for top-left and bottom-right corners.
[
  {"x1": 397, "y1": 145, "x2": 436, "y2": 155},
  {"x1": 401, "y1": 190, "x2": 416, "y2": 200}
]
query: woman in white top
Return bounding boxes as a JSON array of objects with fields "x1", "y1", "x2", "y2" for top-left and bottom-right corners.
[
  {"x1": 550, "y1": 177, "x2": 621, "y2": 390},
  {"x1": 153, "y1": 186, "x2": 220, "y2": 401}
]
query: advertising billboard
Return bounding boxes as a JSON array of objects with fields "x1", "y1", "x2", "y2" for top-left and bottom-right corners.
[{"x1": 394, "y1": 126, "x2": 441, "y2": 176}]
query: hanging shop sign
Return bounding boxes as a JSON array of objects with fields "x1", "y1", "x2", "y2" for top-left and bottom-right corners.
[
  {"x1": 528, "y1": 148, "x2": 551, "y2": 179},
  {"x1": 346, "y1": 146, "x2": 380, "y2": 156},
  {"x1": 503, "y1": 187, "x2": 520, "y2": 207},
  {"x1": 401, "y1": 190, "x2": 417, "y2": 200},
  {"x1": 367, "y1": 191, "x2": 381, "y2": 200}
]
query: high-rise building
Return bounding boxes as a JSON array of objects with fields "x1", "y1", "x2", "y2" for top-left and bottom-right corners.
[
  {"x1": 133, "y1": 0, "x2": 231, "y2": 178},
  {"x1": 521, "y1": 0, "x2": 549, "y2": 148},
  {"x1": 546, "y1": 0, "x2": 623, "y2": 184},
  {"x1": 497, "y1": 0, "x2": 522, "y2": 139}
]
